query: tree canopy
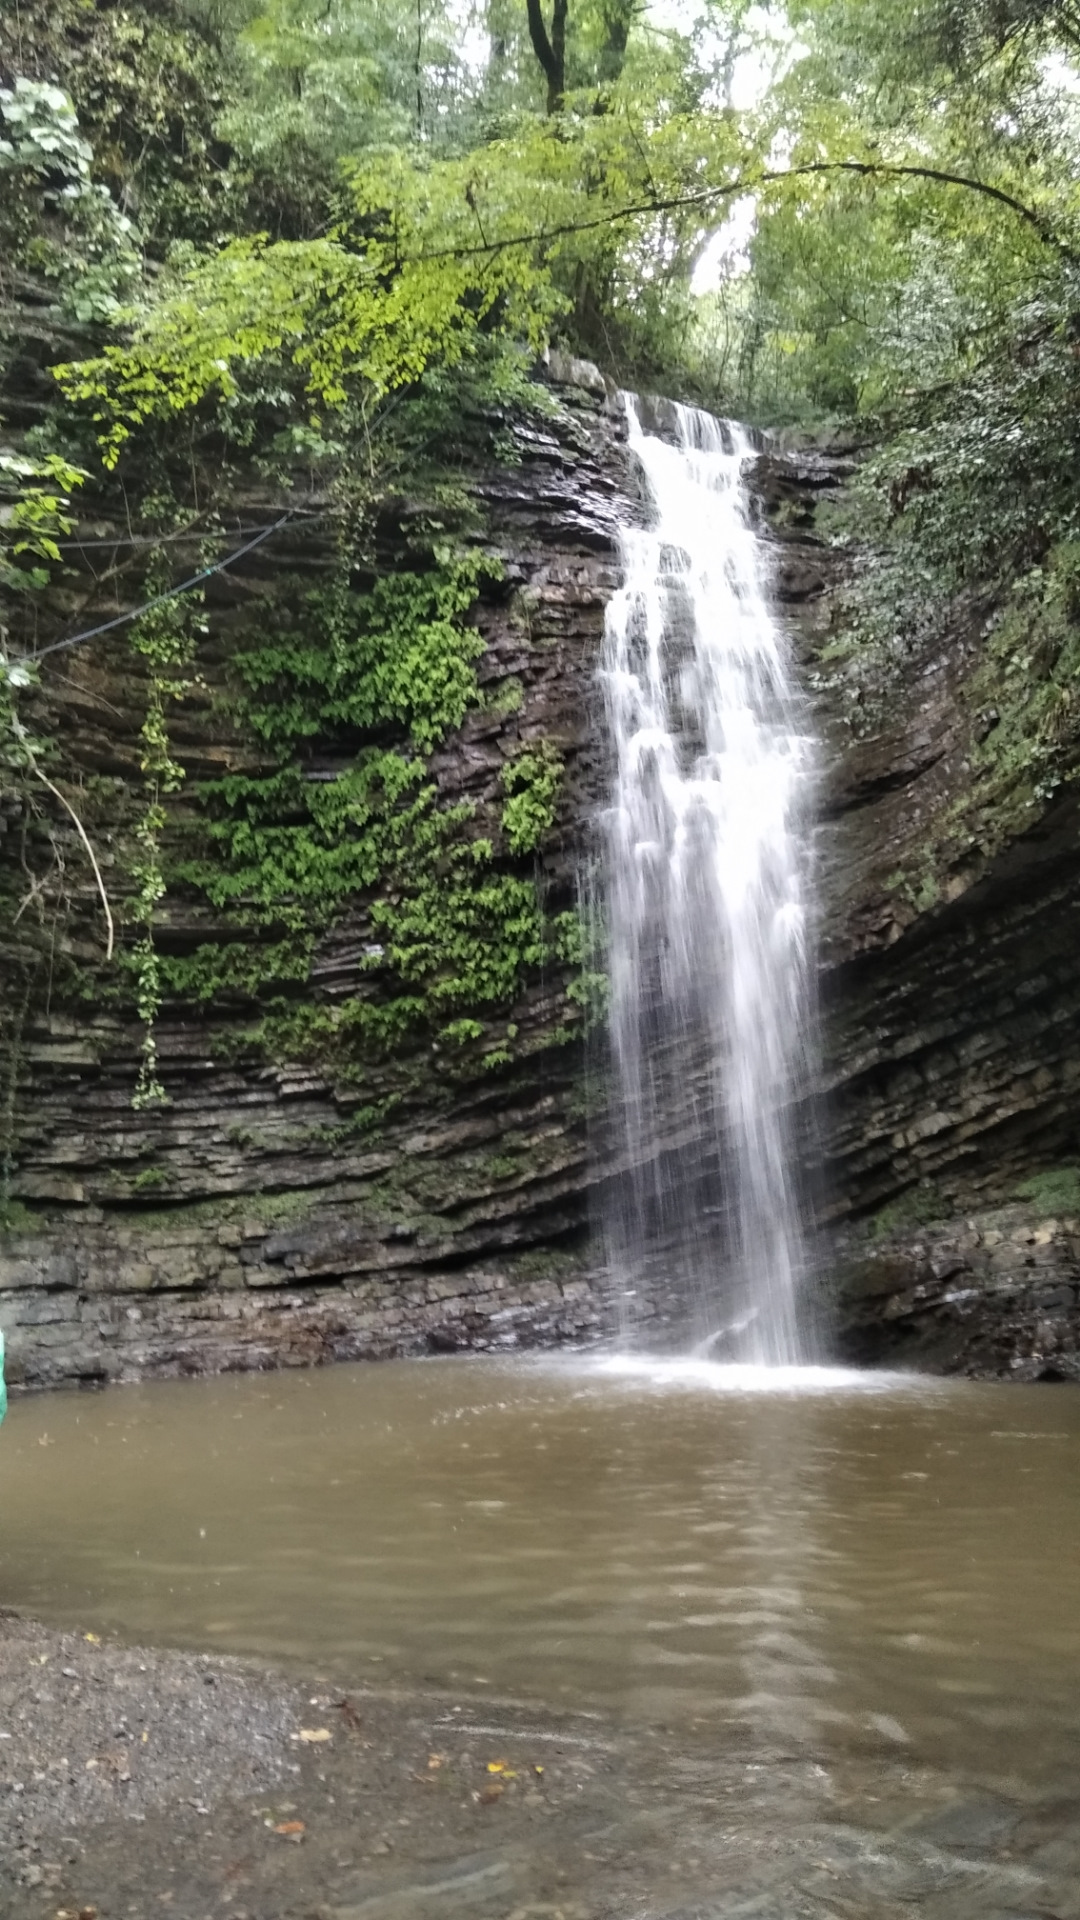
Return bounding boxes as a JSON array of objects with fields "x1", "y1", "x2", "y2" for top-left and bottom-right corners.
[{"x1": 4, "y1": 0, "x2": 1080, "y2": 655}]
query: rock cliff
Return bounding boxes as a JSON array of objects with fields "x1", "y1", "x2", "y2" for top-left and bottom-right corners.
[{"x1": 3, "y1": 366, "x2": 1079, "y2": 1385}]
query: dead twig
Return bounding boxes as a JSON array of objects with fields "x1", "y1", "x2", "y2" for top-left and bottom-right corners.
[{"x1": 24, "y1": 751, "x2": 114, "y2": 960}]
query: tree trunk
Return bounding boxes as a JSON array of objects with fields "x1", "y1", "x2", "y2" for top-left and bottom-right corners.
[{"x1": 526, "y1": 0, "x2": 567, "y2": 112}]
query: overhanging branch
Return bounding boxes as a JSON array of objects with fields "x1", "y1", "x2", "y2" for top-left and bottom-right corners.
[{"x1": 418, "y1": 158, "x2": 1076, "y2": 265}]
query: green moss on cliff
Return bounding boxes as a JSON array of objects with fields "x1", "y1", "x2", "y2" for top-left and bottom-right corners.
[
  {"x1": 1012, "y1": 1166, "x2": 1080, "y2": 1214},
  {"x1": 868, "y1": 1181, "x2": 946, "y2": 1239}
]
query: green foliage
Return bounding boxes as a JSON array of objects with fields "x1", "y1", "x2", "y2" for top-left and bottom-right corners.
[
  {"x1": 221, "y1": 0, "x2": 479, "y2": 169},
  {"x1": 160, "y1": 547, "x2": 576, "y2": 1069},
  {"x1": 235, "y1": 552, "x2": 494, "y2": 753},
  {"x1": 501, "y1": 741, "x2": 564, "y2": 852},
  {"x1": 52, "y1": 92, "x2": 752, "y2": 465},
  {"x1": 53, "y1": 175, "x2": 559, "y2": 467},
  {"x1": 553, "y1": 905, "x2": 608, "y2": 1025},
  {"x1": 849, "y1": 291, "x2": 1080, "y2": 595},
  {"x1": 1013, "y1": 1165, "x2": 1080, "y2": 1213},
  {"x1": 0, "y1": 1197, "x2": 39, "y2": 1234},
  {"x1": 0, "y1": 76, "x2": 140, "y2": 320},
  {"x1": 127, "y1": 563, "x2": 199, "y2": 1107},
  {"x1": 130, "y1": 1165, "x2": 167, "y2": 1192},
  {"x1": 159, "y1": 937, "x2": 313, "y2": 1003},
  {"x1": 968, "y1": 542, "x2": 1080, "y2": 805},
  {"x1": 0, "y1": 445, "x2": 86, "y2": 596},
  {"x1": 0, "y1": 0, "x2": 247, "y2": 247},
  {"x1": 869, "y1": 1182, "x2": 945, "y2": 1238},
  {"x1": 371, "y1": 859, "x2": 546, "y2": 1013},
  {"x1": 440, "y1": 1018, "x2": 485, "y2": 1045},
  {"x1": 0, "y1": 446, "x2": 86, "y2": 774}
]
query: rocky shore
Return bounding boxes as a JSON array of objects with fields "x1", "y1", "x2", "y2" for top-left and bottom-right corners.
[{"x1": 4, "y1": 1607, "x2": 1080, "y2": 1920}]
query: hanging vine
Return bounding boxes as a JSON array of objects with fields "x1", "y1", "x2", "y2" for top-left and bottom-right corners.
[{"x1": 127, "y1": 557, "x2": 198, "y2": 1109}]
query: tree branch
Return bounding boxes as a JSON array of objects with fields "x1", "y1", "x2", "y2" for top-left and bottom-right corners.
[
  {"x1": 25, "y1": 752, "x2": 115, "y2": 961},
  {"x1": 526, "y1": 0, "x2": 567, "y2": 113},
  {"x1": 422, "y1": 158, "x2": 1076, "y2": 264}
]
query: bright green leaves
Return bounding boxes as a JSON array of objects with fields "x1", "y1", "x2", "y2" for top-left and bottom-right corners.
[
  {"x1": 53, "y1": 216, "x2": 554, "y2": 469},
  {"x1": 372, "y1": 856, "x2": 545, "y2": 1006},
  {"x1": 52, "y1": 91, "x2": 755, "y2": 468},
  {"x1": 501, "y1": 741, "x2": 564, "y2": 853},
  {"x1": 234, "y1": 553, "x2": 497, "y2": 754},
  {"x1": 0, "y1": 445, "x2": 87, "y2": 776},
  {"x1": 56, "y1": 237, "x2": 370, "y2": 467},
  {"x1": 168, "y1": 546, "x2": 573, "y2": 1062},
  {"x1": 0, "y1": 446, "x2": 86, "y2": 594},
  {"x1": 181, "y1": 751, "x2": 556, "y2": 1047},
  {"x1": 187, "y1": 753, "x2": 433, "y2": 927}
]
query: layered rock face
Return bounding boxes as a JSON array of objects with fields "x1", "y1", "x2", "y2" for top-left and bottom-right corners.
[
  {"x1": 3, "y1": 373, "x2": 1080, "y2": 1386},
  {"x1": 795, "y1": 451, "x2": 1080, "y2": 1380},
  {"x1": 0, "y1": 368, "x2": 628, "y2": 1386}
]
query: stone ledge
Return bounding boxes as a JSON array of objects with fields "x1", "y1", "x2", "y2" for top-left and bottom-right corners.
[
  {"x1": 0, "y1": 1248, "x2": 610, "y2": 1391},
  {"x1": 834, "y1": 1202, "x2": 1080, "y2": 1379}
]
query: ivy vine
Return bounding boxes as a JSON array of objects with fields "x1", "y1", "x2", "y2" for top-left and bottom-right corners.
[{"x1": 128, "y1": 560, "x2": 199, "y2": 1108}]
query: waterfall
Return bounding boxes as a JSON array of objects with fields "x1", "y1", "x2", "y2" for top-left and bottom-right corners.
[{"x1": 598, "y1": 395, "x2": 815, "y2": 1365}]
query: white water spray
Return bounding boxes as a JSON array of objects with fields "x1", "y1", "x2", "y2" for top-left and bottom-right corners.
[{"x1": 598, "y1": 396, "x2": 815, "y2": 1365}]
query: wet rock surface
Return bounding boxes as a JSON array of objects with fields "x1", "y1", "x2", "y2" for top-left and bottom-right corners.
[
  {"x1": 2, "y1": 1614, "x2": 1079, "y2": 1920},
  {"x1": 0, "y1": 364, "x2": 627, "y2": 1388},
  {"x1": 4, "y1": 367, "x2": 1080, "y2": 1380},
  {"x1": 834, "y1": 1202, "x2": 1080, "y2": 1377},
  {"x1": 0, "y1": 1232, "x2": 606, "y2": 1389}
]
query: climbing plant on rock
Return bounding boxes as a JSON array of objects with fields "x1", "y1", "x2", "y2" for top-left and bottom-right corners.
[{"x1": 128, "y1": 561, "x2": 200, "y2": 1108}]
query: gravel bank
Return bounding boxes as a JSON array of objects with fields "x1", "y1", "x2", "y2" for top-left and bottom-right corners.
[
  {"x1": 4, "y1": 1611, "x2": 1079, "y2": 1920},
  {"x1": 0, "y1": 1611, "x2": 299, "y2": 1899}
]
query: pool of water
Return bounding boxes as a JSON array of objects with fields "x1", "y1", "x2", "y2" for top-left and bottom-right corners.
[{"x1": 3, "y1": 1354, "x2": 1078, "y2": 1806}]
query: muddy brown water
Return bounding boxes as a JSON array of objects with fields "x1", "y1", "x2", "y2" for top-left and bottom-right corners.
[{"x1": 3, "y1": 1356, "x2": 1078, "y2": 1785}]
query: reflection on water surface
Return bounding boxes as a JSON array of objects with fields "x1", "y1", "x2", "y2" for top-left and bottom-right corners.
[{"x1": 2, "y1": 1355, "x2": 1078, "y2": 1803}]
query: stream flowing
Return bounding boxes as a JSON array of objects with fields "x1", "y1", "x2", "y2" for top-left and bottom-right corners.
[{"x1": 599, "y1": 398, "x2": 814, "y2": 1360}]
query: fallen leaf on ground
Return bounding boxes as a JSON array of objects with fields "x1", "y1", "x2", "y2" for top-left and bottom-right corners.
[
  {"x1": 83, "y1": 1634, "x2": 100, "y2": 1645},
  {"x1": 273, "y1": 1820, "x2": 306, "y2": 1836},
  {"x1": 295, "y1": 1727, "x2": 332, "y2": 1743}
]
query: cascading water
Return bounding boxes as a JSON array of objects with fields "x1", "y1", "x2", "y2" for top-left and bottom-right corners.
[{"x1": 598, "y1": 395, "x2": 815, "y2": 1366}]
